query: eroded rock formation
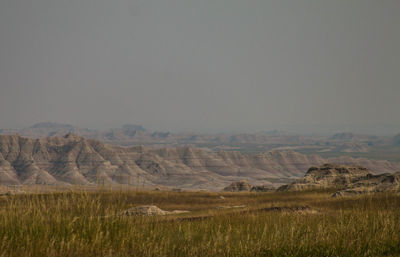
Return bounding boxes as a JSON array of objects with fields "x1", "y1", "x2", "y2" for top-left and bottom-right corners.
[{"x1": 1, "y1": 135, "x2": 400, "y2": 190}]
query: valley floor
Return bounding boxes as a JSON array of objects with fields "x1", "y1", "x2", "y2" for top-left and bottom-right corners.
[{"x1": 1, "y1": 189, "x2": 400, "y2": 257}]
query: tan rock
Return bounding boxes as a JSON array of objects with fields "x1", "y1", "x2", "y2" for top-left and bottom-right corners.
[{"x1": 121, "y1": 205, "x2": 189, "y2": 216}]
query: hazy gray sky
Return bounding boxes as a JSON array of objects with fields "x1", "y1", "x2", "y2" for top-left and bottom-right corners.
[{"x1": 1, "y1": 0, "x2": 399, "y2": 134}]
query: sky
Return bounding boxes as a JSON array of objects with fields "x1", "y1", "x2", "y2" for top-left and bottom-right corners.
[{"x1": 0, "y1": 0, "x2": 399, "y2": 134}]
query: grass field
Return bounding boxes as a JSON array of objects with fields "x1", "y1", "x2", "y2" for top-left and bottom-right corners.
[{"x1": 1, "y1": 189, "x2": 400, "y2": 257}]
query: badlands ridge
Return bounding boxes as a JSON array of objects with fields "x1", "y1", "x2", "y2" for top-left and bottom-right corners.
[{"x1": 1, "y1": 134, "x2": 400, "y2": 190}]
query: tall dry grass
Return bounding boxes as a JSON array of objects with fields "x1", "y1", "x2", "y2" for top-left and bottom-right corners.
[{"x1": 0, "y1": 189, "x2": 399, "y2": 257}]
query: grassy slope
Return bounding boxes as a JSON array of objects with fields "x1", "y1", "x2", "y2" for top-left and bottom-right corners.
[{"x1": 0, "y1": 190, "x2": 400, "y2": 257}]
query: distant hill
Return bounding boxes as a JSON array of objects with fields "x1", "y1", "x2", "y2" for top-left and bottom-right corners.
[
  {"x1": 0, "y1": 123, "x2": 322, "y2": 147},
  {"x1": 0, "y1": 122, "x2": 149, "y2": 142},
  {"x1": 332, "y1": 141, "x2": 369, "y2": 153},
  {"x1": 0, "y1": 122, "x2": 94, "y2": 138},
  {"x1": 330, "y1": 132, "x2": 355, "y2": 141},
  {"x1": 29, "y1": 122, "x2": 75, "y2": 129},
  {"x1": 0, "y1": 123, "x2": 395, "y2": 155},
  {"x1": 393, "y1": 133, "x2": 400, "y2": 146},
  {"x1": 329, "y1": 132, "x2": 380, "y2": 142}
]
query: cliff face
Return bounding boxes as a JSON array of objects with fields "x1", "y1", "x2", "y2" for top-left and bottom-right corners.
[
  {"x1": 278, "y1": 164, "x2": 371, "y2": 191},
  {"x1": 332, "y1": 172, "x2": 400, "y2": 197},
  {"x1": 1, "y1": 135, "x2": 400, "y2": 190},
  {"x1": 278, "y1": 164, "x2": 400, "y2": 196}
]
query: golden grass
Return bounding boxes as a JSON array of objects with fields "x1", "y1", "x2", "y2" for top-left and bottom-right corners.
[{"x1": 0, "y1": 189, "x2": 400, "y2": 257}]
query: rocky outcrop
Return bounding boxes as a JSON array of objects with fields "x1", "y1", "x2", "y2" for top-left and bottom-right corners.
[
  {"x1": 121, "y1": 205, "x2": 189, "y2": 216},
  {"x1": 278, "y1": 164, "x2": 371, "y2": 191},
  {"x1": 333, "y1": 172, "x2": 400, "y2": 197},
  {"x1": 223, "y1": 181, "x2": 252, "y2": 192},
  {"x1": 279, "y1": 164, "x2": 400, "y2": 197}
]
